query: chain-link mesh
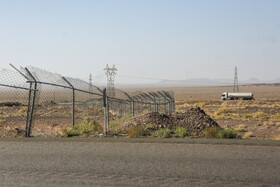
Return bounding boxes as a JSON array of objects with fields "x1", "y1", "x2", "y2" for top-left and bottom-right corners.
[
  {"x1": 1, "y1": 65, "x2": 175, "y2": 137},
  {"x1": 0, "y1": 68, "x2": 30, "y2": 137}
]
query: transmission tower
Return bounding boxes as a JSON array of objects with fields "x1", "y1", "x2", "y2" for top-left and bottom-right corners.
[
  {"x1": 88, "y1": 73, "x2": 92, "y2": 100},
  {"x1": 104, "y1": 64, "x2": 117, "y2": 97},
  {"x1": 233, "y1": 66, "x2": 239, "y2": 92}
]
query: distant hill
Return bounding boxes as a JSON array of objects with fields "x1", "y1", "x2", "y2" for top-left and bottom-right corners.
[{"x1": 158, "y1": 78, "x2": 280, "y2": 86}]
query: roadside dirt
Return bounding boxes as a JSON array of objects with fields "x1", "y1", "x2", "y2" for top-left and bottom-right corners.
[{"x1": 1, "y1": 91, "x2": 280, "y2": 140}]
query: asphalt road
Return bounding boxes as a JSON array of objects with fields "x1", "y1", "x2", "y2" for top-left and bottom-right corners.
[{"x1": 0, "y1": 138, "x2": 280, "y2": 186}]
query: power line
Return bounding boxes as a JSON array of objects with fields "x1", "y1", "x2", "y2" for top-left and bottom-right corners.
[
  {"x1": 93, "y1": 74, "x2": 183, "y2": 82},
  {"x1": 118, "y1": 75, "x2": 178, "y2": 81}
]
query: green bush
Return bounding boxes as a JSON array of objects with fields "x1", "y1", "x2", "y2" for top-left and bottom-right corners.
[
  {"x1": 217, "y1": 129, "x2": 237, "y2": 139},
  {"x1": 109, "y1": 121, "x2": 119, "y2": 127},
  {"x1": 174, "y1": 127, "x2": 188, "y2": 137},
  {"x1": 155, "y1": 129, "x2": 172, "y2": 138},
  {"x1": 0, "y1": 119, "x2": 6, "y2": 124},
  {"x1": 67, "y1": 128, "x2": 80, "y2": 137},
  {"x1": 66, "y1": 119, "x2": 102, "y2": 137}
]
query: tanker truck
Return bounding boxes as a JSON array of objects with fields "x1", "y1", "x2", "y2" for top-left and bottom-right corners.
[{"x1": 221, "y1": 92, "x2": 254, "y2": 100}]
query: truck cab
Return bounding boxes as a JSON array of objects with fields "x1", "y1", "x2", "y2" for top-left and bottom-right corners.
[{"x1": 221, "y1": 92, "x2": 227, "y2": 100}]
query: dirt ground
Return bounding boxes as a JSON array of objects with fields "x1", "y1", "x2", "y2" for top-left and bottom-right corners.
[{"x1": 1, "y1": 84, "x2": 280, "y2": 140}]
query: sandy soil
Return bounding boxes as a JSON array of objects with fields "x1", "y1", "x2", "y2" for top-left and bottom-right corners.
[{"x1": 0, "y1": 84, "x2": 280, "y2": 140}]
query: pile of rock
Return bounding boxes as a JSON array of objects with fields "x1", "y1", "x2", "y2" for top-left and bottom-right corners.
[{"x1": 124, "y1": 107, "x2": 222, "y2": 136}]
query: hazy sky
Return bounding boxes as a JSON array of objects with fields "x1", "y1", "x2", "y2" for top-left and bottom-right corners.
[{"x1": 0, "y1": 0, "x2": 280, "y2": 84}]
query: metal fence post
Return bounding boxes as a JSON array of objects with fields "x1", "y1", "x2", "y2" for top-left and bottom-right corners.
[
  {"x1": 25, "y1": 82, "x2": 32, "y2": 137},
  {"x1": 62, "y1": 77, "x2": 75, "y2": 127},
  {"x1": 24, "y1": 68, "x2": 38, "y2": 137},
  {"x1": 132, "y1": 101, "x2": 135, "y2": 116},
  {"x1": 103, "y1": 88, "x2": 109, "y2": 135}
]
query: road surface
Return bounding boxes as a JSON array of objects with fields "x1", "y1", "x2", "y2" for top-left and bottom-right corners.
[{"x1": 0, "y1": 138, "x2": 280, "y2": 186}]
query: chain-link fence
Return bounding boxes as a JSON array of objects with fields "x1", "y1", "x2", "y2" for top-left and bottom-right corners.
[{"x1": 0, "y1": 64, "x2": 175, "y2": 137}]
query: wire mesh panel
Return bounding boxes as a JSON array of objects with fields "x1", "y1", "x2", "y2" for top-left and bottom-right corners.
[
  {"x1": 1, "y1": 65, "x2": 175, "y2": 137},
  {"x1": 31, "y1": 83, "x2": 73, "y2": 136},
  {"x1": 0, "y1": 68, "x2": 30, "y2": 137},
  {"x1": 19, "y1": 67, "x2": 74, "y2": 136}
]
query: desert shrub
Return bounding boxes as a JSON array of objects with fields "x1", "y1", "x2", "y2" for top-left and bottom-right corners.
[
  {"x1": 66, "y1": 113, "x2": 72, "y2": 118},
  {"x1": 253, "y1": 112, "x2": 270, "y2": 121},
  {"x1": 216, "y1": 107, "x2": 233, "y2": 115},
  {"x1": 66, "y1": 119, "x2": 102, "y2": 137},
  {"x1": 234, "y1": 127, "x2": 246, "y2": 132},
  {"x1": 141, "y1": 129, "x2": 150, "y2": 136},
  {"x1": 243, "y1": 114, "x2": 253, "y2": 120},
  {"x1": 202, "y1": 127, "x2": 219, "y2": 138},
  {"x1": 217, "y1": 129, "x2": 237, "y2": 139},
  {"x1": 109, "y1": 121, "x2": 123, "y2": 135},
  {"x1": 194, "y1": 102, "x2": 206, "y2": 109},
  {"x1": 213, "y1": 115, "x2": 226, "y2": 119},
  {"x1": 155, "y1": 129, "x2": 172, "y2": 138},
  {"x1": 14, "y1": 106, "x2": 28, "y2": 117},
  {"x1": 67, "y1": 128, "x2": 80, "y2": 137},
  {"x1": 128, "y1": 126, "x2": 143, "y2": 138},
  {"x1": 242, "y1": 132, "x2": 254, "y2": 139},
  {"x1": 174, "y1": 127, "x2": 188, "y2": 137},
  {"x1": 273, "y1": 114, "x2": 280, "y2": 121},
  {"x1": 0, "y1": 119, "x2": 6, "y2": 124},
  {"x1": 79, "y1": 119, "x2": 103, "y2": 132},
  {"x1": 145, "y1": 123, "x2": 154, "y2": 130},
  {"x1": 109, "y1": 121, "x2": 119, "y2": 127},
  {"x1": 257, "y1": 123, "x2": 262, "y2": 126},
  {"x1": 61, "y1": 128, "x2": 69, "y2": 137}
]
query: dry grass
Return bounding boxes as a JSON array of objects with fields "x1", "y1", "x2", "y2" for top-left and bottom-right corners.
[
  {"x1": 128, "y1": 126, "x2": 143, "y2": 138},
  {"x1": 242, "y1": 132, "x2": 254, "y2": 139}
]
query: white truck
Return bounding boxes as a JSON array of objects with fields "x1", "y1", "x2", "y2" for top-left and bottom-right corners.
[{"x1": 221, "y1": 92, "x2": 254, "y2": 100}]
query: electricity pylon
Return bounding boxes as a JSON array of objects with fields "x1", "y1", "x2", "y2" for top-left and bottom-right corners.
[
  {"x1": 104, "y1": 64, "x2": 117, "y2": 97},
  {"x1": 233, "y1": 66, "x2": 239, "y2": 92}
]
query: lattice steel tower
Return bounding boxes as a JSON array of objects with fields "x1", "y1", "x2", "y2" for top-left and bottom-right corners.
[
  {"x1": 233, "y1": 66, "x2": 239, "y2": 92},
  {"x1": 104, "y1": 64, "x2": 117, "y2": 97}
]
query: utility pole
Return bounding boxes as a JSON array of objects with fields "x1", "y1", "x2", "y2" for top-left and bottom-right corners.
[
  {"x1": 233, "y1": 66, "x2": 239, "y2": 92},
  {"x1": 104, "y1": 64, "x2": 117, "y2": 97}
]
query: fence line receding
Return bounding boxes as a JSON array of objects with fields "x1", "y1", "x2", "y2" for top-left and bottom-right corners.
[{"x1": 0, "y1": 65, "x2": 175, "y2": 137}]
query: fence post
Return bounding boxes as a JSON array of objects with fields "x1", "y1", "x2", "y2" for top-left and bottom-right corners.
[
  {"x1": 25, "y1": 83, "x2": 33, "y2": 137},
  {"x1": 62, "y1": 77, "x2": 75, "y2": 127},
  {"x1": 132, "y1": 101, "x2": 135, "y2": 116},
  {"x1": 24, "y1": 68, "x2": 38, "y2": 137},
  {"x1": 103, "y1": 88, "x2": 109, "y2": 135}
]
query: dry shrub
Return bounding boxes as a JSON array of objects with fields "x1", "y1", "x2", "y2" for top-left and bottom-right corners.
[
  {"x1": 128, "y1": 126, "x2": 143, "y2": 138},
  {"x1": 202, "y1": 127, "x2": 219, "y2": 138},
  {"x1": 235, "y1": 124, "x2": 246, "y2": 132},
  {"x1": 272, "y1": 134, "x2": 280, "y2": 141},
  {"x1": 216, "y1": 107, "x2": 232, "y2": 115},
  {"x1": 234, "y1": 127, "x2": 246, "y2": 132},
  {"x1": 273, "y1": 114, "x2": 280, "y2": 121},
  {"x1": 253, "y1": 112, "x2": 270, "y2": 121},
  {"x1": 263, "y1": 121, "x2": 275, "y2": 126},
  {"x1": 242, "y1": 132, "x2": 254, "y2": 139},
  {"x1": 238, "y1": 124, "x2": 246, "y2": 128}
]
